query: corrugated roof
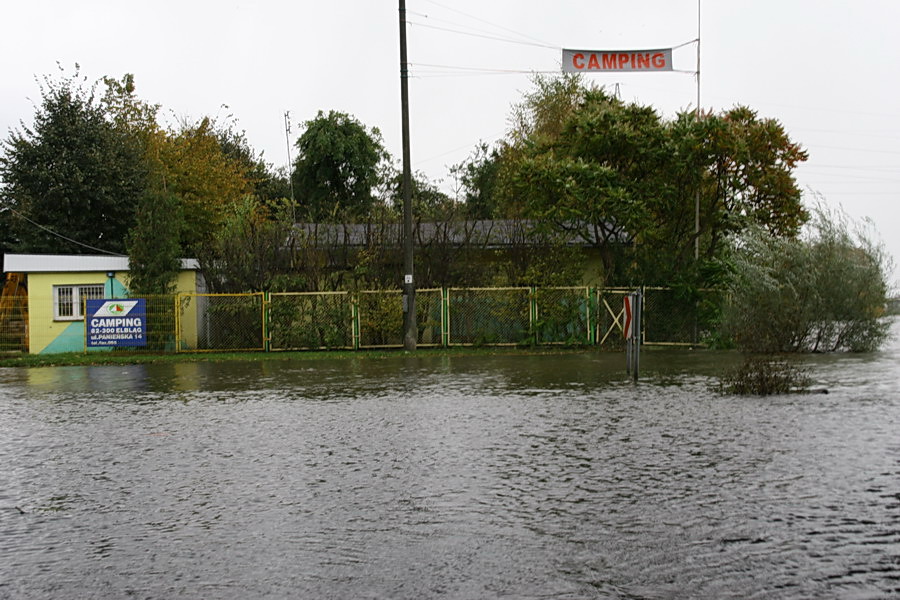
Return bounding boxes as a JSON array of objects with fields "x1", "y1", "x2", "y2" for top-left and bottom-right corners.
[
  {"x1": 3, "y1": 254, "x2": 199, "y2": 273},
  {"x1": 291, "y1": 219, "x2": 625, "y2": 248}
]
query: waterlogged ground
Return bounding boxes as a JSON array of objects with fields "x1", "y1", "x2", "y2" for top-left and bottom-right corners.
[{"x1": 1, "y1": 321, "x2": 899, "y2": 599}]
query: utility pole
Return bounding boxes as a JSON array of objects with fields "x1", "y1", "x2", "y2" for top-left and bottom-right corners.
[
  {"x1": 694, "y1": 0, "x2": 701, "y2": 261},
  {"x1": 399, "y1": 0, "x2": 416, "y2": 350}
]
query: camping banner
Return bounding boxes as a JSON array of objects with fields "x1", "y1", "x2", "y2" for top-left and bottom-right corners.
[{"x1": 562, "y1": 48, "x2": 673, "y2": 73}]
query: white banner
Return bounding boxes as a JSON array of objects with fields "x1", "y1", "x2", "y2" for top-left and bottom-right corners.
[{"x1": 562, "y1": 48, "x2": 673, "y2": 73}]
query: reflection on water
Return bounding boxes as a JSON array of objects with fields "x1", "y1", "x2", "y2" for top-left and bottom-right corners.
[{"x1": 1, "y1": 320, "x2": 899, "y2": 599}]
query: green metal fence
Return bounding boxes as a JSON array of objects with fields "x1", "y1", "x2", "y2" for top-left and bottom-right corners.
[
  {"x1": 447, "y1": 287, "x2": 532, "y2": 346},
  {"x1": 534, "y1": 286, "x2": 593, "y2": 345},
  {"x1": 357, "y1": 288, "x2": 443, "y2": 348},
  {"x1": 5, "y1": 286, "x2": 718, "y2": 354},
  {"x1": 177, "y1": 293, "x2": 266, "y2": 352},
  {"x1": 268, "y1": 291, "x2": 355, "y2": 350}
]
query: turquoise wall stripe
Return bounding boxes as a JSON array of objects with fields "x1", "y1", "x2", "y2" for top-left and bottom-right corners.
[
  {"x1": 40, "y1": 322, "x2": 112, "y2": 355},
  {"x1": 40, "y1": 322, "x2": 86, "y2": 354}
]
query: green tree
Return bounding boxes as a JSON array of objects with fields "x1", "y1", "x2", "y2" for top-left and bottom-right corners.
[
  {"x1": 0, "y1": 69, "x2": 147, "y2": 254},
  {"x1": 723, "y1": 204, "x2": 891, "y2": 353},
  {"x1": 126, "y1": 187, "x2": 183, "y2": 294},
  {"x1": 291, "y1": 111, "x2": 388, "y2": 221},
  {"x1": 196, "y1": 196, "x2": 298, "y2": 293},
  {"x1": 502, "y1": 85, "x2": 667, "y2": 281},
  {"x1": 497, "y1": 75, "x2": 808, "y2": 287},
  {"x1": 158, "y1": 117, "x2": 253, "y2": 255},
  {"x1": 216, "y1": 125, "x2": 291, "y2": 204},
  {"x1": 700, "y1": 107, "x2": 808, "y2": 256},
  {"x1": 452, "y1": 142, "x2": 502, "y2": 219}
]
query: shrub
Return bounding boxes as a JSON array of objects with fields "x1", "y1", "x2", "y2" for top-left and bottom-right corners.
[
  {"x1": 723, "y1": 203, "x2": 892, "y2": 353},
  {"x1": 720, "y1": 357, "x2": 811, "y2": 395}
]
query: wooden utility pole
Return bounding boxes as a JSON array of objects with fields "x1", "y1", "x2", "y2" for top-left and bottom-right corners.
[{"x1": 399, "y1": 0, "x2": 416, "y2": 350}]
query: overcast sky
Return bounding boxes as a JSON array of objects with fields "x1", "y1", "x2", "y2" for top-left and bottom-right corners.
[{"x1": 2, "y1": 1, "x2": 899, "y2": 282}]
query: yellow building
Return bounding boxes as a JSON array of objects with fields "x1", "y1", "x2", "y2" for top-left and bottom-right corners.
[{"x1": 2, "y1": 254, "x2": 203, "y2": 354}]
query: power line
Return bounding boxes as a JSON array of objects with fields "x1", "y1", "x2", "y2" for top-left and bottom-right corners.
[
  {"x1": 407, "y1": 20, "x2": 559, "y2": 50},
  {"x1": 4, "y1": 207, "x2": 126, "y2": 256},
  {"x1": 410, "y1": 62, "x2": 554, "y2": 77},
  {"x1": 418, "y1": 0, "x2": 558, "y2": 48},
  {"x1": 406, "y1": 10, "x2": 545, "y2": 48},
  {"x1": 806, "y1": 144, "x2": 900, "y2": 156}
]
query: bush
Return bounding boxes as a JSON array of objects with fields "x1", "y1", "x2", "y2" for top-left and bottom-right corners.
[
  {"x1": 723, "y1": 204, "x2": 892, "y2": 353},
  {"x1": 720, "y1": 357, "x2": 811, "y2": 395}
]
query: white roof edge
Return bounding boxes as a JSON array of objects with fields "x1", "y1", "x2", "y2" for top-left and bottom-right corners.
[{"x1": 3, "y1": 253, "x2": 200, "y2": 273}]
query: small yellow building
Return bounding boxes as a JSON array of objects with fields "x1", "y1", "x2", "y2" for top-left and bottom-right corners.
[{"x1": 3, "y1": 254, "x2": 203, "y2": 354}]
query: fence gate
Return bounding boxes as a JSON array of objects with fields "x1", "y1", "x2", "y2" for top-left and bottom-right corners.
[{"x1": 595, "y1": 288, "x2": 631, "y2": 347}]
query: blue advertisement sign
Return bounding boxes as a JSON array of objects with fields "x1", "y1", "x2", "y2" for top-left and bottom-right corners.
[{"x1": 86, "y1": 298, "x2": 147, "y2": 347}]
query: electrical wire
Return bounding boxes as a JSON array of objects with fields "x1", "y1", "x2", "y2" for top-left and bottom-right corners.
[
  {"x1": 407, "y1": 20, "x2": 559, "y2": 50},
  {"x1": 4, "y1": 207, "x2": 126, "y2": 256},
  {"x1": 410, "y1": 62, "x2": 555, "y2": 77},
  {"x1": 418, "y1": 0, "x2": 558, "y2": 49}
]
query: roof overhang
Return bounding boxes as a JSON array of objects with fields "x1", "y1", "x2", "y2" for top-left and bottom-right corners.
[{"x1": 3, "y1": 254, "x2": 199, "y2": 273}]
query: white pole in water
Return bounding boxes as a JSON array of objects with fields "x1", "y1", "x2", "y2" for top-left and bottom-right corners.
[
  {"x1": 633, "y1": 290, "x2": 641, "y2": 381},
  {"x1": 625, "y1": 290, "x2": 642, "y2": 381}
]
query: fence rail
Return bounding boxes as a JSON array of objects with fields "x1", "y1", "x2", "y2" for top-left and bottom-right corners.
[{"x1": 172, "y1": 286, "x2": 718, "y2": 353}]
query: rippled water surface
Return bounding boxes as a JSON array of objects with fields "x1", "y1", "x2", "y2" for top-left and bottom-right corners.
[{"x1": 2, "y1": 322, "x2": 899, "y2": 599}]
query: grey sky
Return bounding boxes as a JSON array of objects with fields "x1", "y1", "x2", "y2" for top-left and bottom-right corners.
[{"x1": 2, "y1": 1, "x2": 898, "y2": 280}]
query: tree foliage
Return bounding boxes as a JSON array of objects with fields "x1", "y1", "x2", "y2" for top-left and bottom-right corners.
[
  {"x1": 126, "y1": 186, "x2": 183, "y2": 294},
  {"x1": 451, "y1": 142, "x2": 502, "y2": 219},
  {"x1": 157, "y1": 117, "x2": 253, "y2": 254},
  {"x1": 0, "y1": 68, "x2": 293, "y2": 285},
  {"x1": 723, "y1": 204, "x2": 891, "y2": 353},
  {"x1": 291, "y1": 111, "x2": 387, "y2": 221},
  {"x1": 0, "y1": 69, "x2": 146, "y2": 254},
  {"x1": 217, "y1": 125, "x2": 290, "y2": 204},
  {"x1": 495, "y1": 74, "x2": 808, "y2": 287},
  {"x1": 196, "y1": 197, "x2": 299, "y2": 293}
]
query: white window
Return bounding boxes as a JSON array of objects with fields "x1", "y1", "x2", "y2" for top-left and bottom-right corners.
[{"x1": 53, "y1": 284, "x2": 105, "y2": 321}]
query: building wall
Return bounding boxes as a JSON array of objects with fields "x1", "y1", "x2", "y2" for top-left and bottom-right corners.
[{"x1": 27, "y1": 270, "x2": 201, "y2": 354}]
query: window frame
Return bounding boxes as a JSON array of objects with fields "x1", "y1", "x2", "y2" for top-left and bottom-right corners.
[{"x1": 53, "y1": 284, "x2": 105, "y2": 321}]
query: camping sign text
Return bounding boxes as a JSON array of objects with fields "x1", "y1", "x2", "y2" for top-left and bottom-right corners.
[
  {"x1": 562, "y1": 48, "x2": 673, "y2": 73},
  {"x1": 86, "y1": 299, "x2": 147, "y2": 347}
]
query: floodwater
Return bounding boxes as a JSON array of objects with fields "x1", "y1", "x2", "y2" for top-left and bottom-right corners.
[{"x1": 1, "y1": 321, "x2": 899, "y2": 599}]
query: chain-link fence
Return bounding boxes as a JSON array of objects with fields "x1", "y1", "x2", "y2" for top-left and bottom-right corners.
[
  {"x1": 10, "y1": 286, "x2": 719, "y2": 354},
  {"x1": 357, "y1": 290, "x2": 403, "y2": 348},
  {"x1": 534, "y1": 286, "x2": 592, "y2": 345},
  {"x1": 177, "y1": 293, "x2": 265, "y2": 352},
  {"x1": 268, "y1": 292, "x2": 354, "y2": 350},
  {"x1": 447, "y1": 287, "x2": 532, "y2": 346},
  {"x1": 357, "y1": 289, "x2": 443, "y2": 348}
]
